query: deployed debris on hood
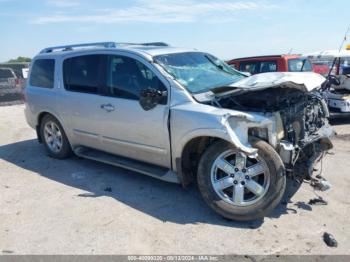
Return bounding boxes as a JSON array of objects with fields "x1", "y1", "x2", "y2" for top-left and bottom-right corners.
[
  {"x1": 194, "y1": 72, "x2": 327, "y2": 102},
  {"x1": 231, "y1": 72, "x2": 326, "y2": 92}
]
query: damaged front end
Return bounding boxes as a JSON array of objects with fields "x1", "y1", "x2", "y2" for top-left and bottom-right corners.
[{"x1": 198, "y1": 72, "x2": 334, "y2": 183}]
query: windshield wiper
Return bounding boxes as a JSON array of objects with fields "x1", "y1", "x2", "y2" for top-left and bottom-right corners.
[
  {"x1": 204, "y1": 55, "x2": 232, "y2": 75},
  {"x1": 300, "y1": 59, "x2": 306, "y2": 72}
]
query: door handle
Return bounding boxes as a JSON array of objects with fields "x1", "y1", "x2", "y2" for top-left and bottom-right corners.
[{"x1": 100, "y1": 103, "x2": 115, "y2": 112}]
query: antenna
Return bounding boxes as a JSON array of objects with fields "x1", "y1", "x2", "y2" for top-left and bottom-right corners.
[
  {"x1": 327, "y1": 24, "x2": 350, "y2": 77},
  {"x1": 337, "y1": 24, "x2": 350, "y2": 52}
]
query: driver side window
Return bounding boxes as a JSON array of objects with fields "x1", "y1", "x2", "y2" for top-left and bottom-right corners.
[{"x1": 106, "y1": 55, "x2": 166, "y2": 101}]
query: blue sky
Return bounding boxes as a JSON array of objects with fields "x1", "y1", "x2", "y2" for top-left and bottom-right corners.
[{"x1": 0, "y1": 0, "x2": 349, "y2": 62}]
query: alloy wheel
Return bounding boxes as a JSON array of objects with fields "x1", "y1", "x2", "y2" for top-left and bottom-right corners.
[
  {"x1": 43, "y1": 121, "x2": 63, "y2": 153},
  {"x1": 210, "y1": 149, "x2": 270, "y2": 207}
]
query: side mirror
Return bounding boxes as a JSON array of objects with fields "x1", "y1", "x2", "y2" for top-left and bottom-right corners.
[{"x1": 139, "y1": 87, "x2": 167, "y2": 111}]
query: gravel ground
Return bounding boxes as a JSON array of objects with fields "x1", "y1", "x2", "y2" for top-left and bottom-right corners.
[{"x1": 1, "y1": 105, "x2": 350, "y2": 255}]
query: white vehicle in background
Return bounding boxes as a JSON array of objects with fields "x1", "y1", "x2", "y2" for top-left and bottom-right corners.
[
  {"x1": 22, "y1": 68, "x2": 29, "y2": 79},
  {"x1": 306, "y1": 49, "x2": 350, "y2": 117}
]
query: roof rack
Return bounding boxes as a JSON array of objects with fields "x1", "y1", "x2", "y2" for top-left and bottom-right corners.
[
  {"x1": 40, "y1": 42, "x2": 117, "y2": 54},
  {"x1": 39, "y1": 41, "x2": 169, "y2": 54},
  {"x1": 131, "y1": 42, "x2": 169, "y2": 46}
]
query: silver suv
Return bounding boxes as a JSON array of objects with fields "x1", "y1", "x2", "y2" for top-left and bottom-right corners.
[{"x1": 25, "y1": 42, "x2": 333, "y2": 221}]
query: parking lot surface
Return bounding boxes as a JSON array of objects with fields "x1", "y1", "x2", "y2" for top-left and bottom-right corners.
[{"x1": 1, "y1": 104, "x2": 350, "y2": 255}]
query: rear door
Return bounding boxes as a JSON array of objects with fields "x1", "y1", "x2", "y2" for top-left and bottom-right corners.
[{"x1": 59, "y1": 54, "x2": 109, "y2": 150}]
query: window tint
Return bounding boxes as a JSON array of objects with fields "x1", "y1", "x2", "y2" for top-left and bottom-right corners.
[
  {"x1": 0, "y1": 69, "x2": 15, "y2": 78},
  {"x1": 288, "y1": 58, "x2": 313, "y2": 72},
  {"x1": 63, "y1": 55, "x2": 102, "y2": 94},
  {"x1": 106, "y1": 55, "x2": 166, "y2": 101},
  {"x1": 260, "y1": 61, "x2": 277, "y2": 73},
  {"x1": 30, "y1": 59, "x2": 55, "y2": 88}
]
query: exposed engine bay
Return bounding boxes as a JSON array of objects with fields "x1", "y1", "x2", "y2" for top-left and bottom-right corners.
[{"x1": 206, "y1": 84, "x2": 334, "y2": 182}]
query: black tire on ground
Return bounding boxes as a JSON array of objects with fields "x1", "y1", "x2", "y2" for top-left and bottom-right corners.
[
  {"x1": 197, "y1": 138, "x2": 286, "y2": 221},
  {"x1": 40, "y1": 114, "x2": 72, "y2": 159}
]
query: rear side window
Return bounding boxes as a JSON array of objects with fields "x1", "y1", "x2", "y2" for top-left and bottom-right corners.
[
  {"x1": 0, "y1": 69, "x2": 15, "y2": 78},
  {"x1": 240, "y1": 60, "x2": 277, "y2": 74},
  {"x1": 63, "y1": 55, "x2": 102, "y2": 94},
  {"x1": 260, "y1": 61, "x2": 277, "y2": 73},
  {"x1": 240, "y1": 62, "x2": 259, "y2": 74},
  {"x1": 29, "y1": 59, "x2": 55, "y2": 88}
]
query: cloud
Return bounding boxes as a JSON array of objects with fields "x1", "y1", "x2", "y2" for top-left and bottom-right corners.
[
  {"x1": 46, "y1": 0, "x2": 80, "y2": 8},
  {"x1": 33, "y1": 0, "x2": 273, "y2": 24}
]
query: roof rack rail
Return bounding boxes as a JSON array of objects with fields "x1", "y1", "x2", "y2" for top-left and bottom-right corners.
[
  {"x1": 40, "y1": 42, "x2": 117, "y2": 54},
  {"x1": 117, "y1": 42, "x2": 169, "y2": 47},
  {"x1": 39, "y1": 41, "x2": 170, "y2": 54},
  {"x1": 139, "y1": 42, "x2": 169, "y2": 46}
]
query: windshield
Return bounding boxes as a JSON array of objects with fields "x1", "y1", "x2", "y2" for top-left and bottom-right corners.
[{"x1": 154, "y1": 52, "x2": 245, "y2": 93}]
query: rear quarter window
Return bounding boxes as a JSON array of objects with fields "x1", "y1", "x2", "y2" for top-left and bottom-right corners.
[{"x1": 30, "y1": 59, "x2": 55, "y2": 88}]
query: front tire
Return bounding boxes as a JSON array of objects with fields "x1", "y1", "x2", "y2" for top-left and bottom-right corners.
[
  {"x1": 40, "y1": 115, "x2": 72, "y2": 159},
  {"x1": 197, "y1": 139, "x2": 286, "y2": 221}
]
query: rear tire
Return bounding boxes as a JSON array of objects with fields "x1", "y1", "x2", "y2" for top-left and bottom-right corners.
[
  {"x1": 197, "y1": 139, "x2": 286, "y2": 221},
  {"x1": 40, "y1": 115, "x2": 72, "y2": 159}
]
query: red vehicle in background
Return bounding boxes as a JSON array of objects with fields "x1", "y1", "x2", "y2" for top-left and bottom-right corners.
[
  {"x1": 227, "y1": 54, "x2": 314, "y2": 75},
  {"x1": 311, "y1": 62, "x2": 329, "y2": 75}
]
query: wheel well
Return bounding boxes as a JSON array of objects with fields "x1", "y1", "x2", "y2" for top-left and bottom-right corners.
[
  {"x1": 181, "y1": 136, "x2": 224, "y2": 186},
  {"x1": 36, "y1": 112, "x2": 51, "y2": 142}
]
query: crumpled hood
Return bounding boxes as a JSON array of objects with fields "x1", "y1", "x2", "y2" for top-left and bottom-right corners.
[{"x1": 232, "y1": 72, "x2": 326, "y2": 92}]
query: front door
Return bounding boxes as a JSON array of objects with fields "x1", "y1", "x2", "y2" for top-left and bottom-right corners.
[{"x1": 97, "y1": 54, "x2": 171, "y2": 168}]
